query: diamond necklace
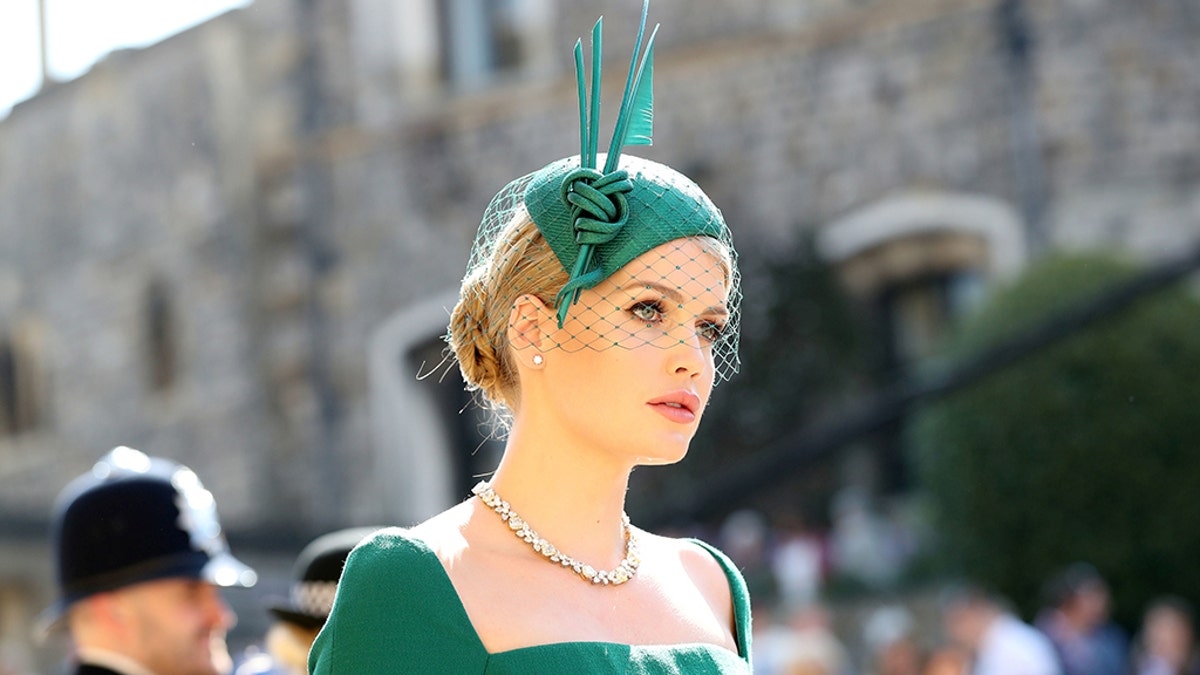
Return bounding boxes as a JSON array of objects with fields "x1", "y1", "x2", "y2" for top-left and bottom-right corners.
[{"x1": 472, "y1": 481, "x2": 641, "y2": 586}]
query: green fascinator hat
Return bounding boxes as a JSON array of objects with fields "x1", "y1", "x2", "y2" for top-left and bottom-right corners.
[
  {"x1": 525, "y1": 154, "x2": 729, "y2": 324},
  {"x1": 458, "y1": 0, "x2": 741, "y2": 384}
]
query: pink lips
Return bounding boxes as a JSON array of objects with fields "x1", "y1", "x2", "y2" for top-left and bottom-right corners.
[{"x1": 647, "y1": 390, "x2": 702, "y2": 424}]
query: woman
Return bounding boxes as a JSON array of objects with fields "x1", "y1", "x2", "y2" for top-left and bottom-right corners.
[
  {"x1": 310, "y1": 2, "x2": 751, "y2": 672},
  {"x1": 1132, "y1": 597, "x2": 1200, "y2": 675}
]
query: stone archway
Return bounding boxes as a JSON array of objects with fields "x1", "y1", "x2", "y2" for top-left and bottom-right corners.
[
  {"x1": 817, "y1": 191, "x2": 1027, "y2": 291},
  {"x1": 367, "y1": 289, "x2": 461, "y2": 523}
]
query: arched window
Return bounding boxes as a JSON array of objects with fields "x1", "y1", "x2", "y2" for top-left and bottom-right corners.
[
  {"x1": 436, "y1": 0, "x2": 546, "y2": 87},
  {"x1": 0, "y1": 323, "x2": 46, "y2": 437},
  {"x1": 407, "y1": 335, "x2": 504, "y2": 498},
  {"x1": 145, "y1": 278, "x2": 178, "y2": 392},
  {"x1": 817, "y1": 192, "x2": 1026, "y2": 492},
  {"x1": 368, "y1": 289, "x2": 503, "y2": 523},
  {"x1": 819, "y1": 192, "x2": 1026, "y2": 371}
]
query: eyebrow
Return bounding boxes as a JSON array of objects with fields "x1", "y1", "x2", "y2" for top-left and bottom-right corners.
[{"x1": 621, "y1": 280, "x2": 730, "y2": 317}]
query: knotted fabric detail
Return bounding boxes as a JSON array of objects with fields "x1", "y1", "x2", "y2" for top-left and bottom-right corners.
[{"x1": 554, "y1": 167, "x2": 634, "y2": 325}]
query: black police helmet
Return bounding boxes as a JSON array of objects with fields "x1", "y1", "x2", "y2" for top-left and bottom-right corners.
[
  {"x1": 268, "y1": 527, "x2": 378, "y2": 630},
  {"x1": 39, "y1": 446, "x2": 256, "y2": 631}
]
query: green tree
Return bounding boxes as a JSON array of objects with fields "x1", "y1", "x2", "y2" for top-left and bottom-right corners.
[{"x1": 913, "y1": 253, "x2": 1200, "y2": 625}]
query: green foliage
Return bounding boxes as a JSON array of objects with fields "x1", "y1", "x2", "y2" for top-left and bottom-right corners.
[{"x1": 912, "y1": 253, "x2": 1200, "y2": 625}]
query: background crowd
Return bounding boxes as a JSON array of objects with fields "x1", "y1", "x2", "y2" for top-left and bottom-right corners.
[
  {"x1": 699, "y1": 505, "x2": 1200, "y2": 675},
  {"x1": 25, "y1": 444, "x2": 1200, "y2": 675}
]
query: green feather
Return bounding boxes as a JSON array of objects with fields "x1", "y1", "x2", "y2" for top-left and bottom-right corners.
[
  {"x1": 588, "y1": 19, "x2": 603, "y2": 169},
  {"x1": 622, "y1": 33, "x2": 656, "y2": 147},
  {"x1": 604, "y1": 0, "x2": 653, "y2": 172},
  {"x1": 573, "y1": 39, "x2": 588, "y2": 164}
]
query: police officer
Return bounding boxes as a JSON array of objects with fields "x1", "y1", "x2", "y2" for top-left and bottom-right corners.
[
  {"x1": 39, "y1": 446, "x2": 257, "y2": 675},
  {"x1": 235, "y1": 527, "x2": 377, "y2": 675}
]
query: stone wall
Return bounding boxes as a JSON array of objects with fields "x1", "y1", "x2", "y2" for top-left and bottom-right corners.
[
  {"x1": 1, "y1": 0, "x2": 1197, "y2": 668},
  {"x1": 1, "y1": 0, "x2": 1196, "y2": 535}
]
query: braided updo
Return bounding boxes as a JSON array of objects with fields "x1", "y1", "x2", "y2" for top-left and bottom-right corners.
[{"x1": 447, "y1": 206, "x2": 568, "y2": 412}]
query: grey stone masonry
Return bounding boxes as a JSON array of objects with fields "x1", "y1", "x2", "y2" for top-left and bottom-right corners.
[
  {"x1": 1, "y1": 0, "x2": 1199, "y2": 670},
  {"x1": 0, "y1": 3, "x2": 1199, "y2": 663},
  {"x1": 2, "y1": 0, "x2": 1198, "y2": 534}
]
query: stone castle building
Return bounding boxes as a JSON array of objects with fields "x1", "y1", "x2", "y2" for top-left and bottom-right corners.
[{"x1": 1, "y1": 0, "x2": 1197, "y2": 669}]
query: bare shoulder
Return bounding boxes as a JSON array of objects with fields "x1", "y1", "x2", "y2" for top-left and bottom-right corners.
[
  {"x1": 641, "y1": 531, "x2": 734, "y2": 615},
  {"x1": 406, "y1": 500, "x2": 476, "y2": 560}
]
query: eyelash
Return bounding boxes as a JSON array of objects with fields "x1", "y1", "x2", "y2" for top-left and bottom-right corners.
[
  {"x1": 628, "y1": 299, "x2": 726, "y2": 343},
  {"x1": 629, "y1": 299, "x2": 665, "y2": 323}
]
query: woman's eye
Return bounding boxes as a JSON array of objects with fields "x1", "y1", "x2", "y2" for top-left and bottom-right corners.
[
  {"x1": 630, "y1": 300, "x2": 664, "y2": 323},
  {"x1": 698, "y1": 321, "x2": 726, "y2": 343}
]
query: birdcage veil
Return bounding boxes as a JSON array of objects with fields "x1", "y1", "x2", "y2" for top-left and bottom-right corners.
[{"x1": 446, "y1": 1, "x2": 741, "y2": 410}]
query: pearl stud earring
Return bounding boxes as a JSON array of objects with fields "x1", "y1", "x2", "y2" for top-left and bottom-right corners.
[{"x1": 532, "y1": 354, "x2": 544, "y2": 366}]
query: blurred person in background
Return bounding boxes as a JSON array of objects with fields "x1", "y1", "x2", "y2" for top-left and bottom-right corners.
[
  {"x1": 828, "y1": 487, "x2": 904, "y2": 591},
  {"x1": 941, "y1": 583, "x2": 1061, "y2": 675},
  {"x1": 771, "y1": 603, "x2": 849, "y2": 675},
  {"x1": 749, "y1": 602, "x2": 797, "y2": 675},
  {"x1": 234, "y1": 528, "x2": 376, "y2": 675},
  {"x1": 1034, "y1": 562, "x2": 1127, "y2": 675},
  {"x1": 1131, "y1": 596, "x2": 1200, "y2": 675},
  {"x1": 770, "y1": 513, "x2": 826, "y2": 611},
  {"x1": 863, "y1": 605, "x2": 922, "y2": 675},
  {"x1": 720, "y1": 508, "x2": 779, "y2": 603},
  {"x1": 920, "y1": 643, "x2": 970, "y2": 675},
  {"x1": 39, "y1": 446, "x2": 257, "y2": 675}
]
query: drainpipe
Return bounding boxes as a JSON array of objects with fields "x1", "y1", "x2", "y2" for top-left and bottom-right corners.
[
  {"x1": 37, "y1": 0, "x2": 54, "y2": 89},
  {"x1": 996, "y1": 0, "x2": 1049, "y2": 258},
  {"x1": 296, "y1": 0, "x2": 343, "y2": 527}
]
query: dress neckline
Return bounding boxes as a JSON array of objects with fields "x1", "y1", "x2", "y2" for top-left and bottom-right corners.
[{"x1": 393, "y1": 528, "x2": 749, "y2": 661}]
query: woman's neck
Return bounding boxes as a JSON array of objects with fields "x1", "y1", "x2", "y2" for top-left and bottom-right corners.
[{"x1": 483, "y1": 418, "x2": 633, "y2": 569}]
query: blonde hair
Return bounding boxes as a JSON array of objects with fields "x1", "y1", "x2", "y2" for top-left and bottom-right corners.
[
  {"x1": 447, "y1": 206, "x2": 734, "y2": 412},
  {"x1": 448, "y1": 207, "x2": 567, "y2": 411}
]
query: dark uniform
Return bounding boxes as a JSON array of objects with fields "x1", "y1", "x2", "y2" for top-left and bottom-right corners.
[{"x1": 41, "y1": 446, "x2": 256, "y2": 675}]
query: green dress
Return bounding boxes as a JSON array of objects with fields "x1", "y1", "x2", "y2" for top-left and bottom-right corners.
[{"x1": 309, "y1": 528, "x2": 753, "y2": 674}]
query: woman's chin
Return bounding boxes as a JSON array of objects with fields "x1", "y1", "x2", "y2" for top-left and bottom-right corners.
[{"x1": 634, "y1": 446, "x2": 691, "y2": 466}]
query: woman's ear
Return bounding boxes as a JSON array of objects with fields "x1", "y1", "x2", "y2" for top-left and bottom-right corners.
[{"x1": 506, "y1": 294, "x2": 553, "y2": 360}]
